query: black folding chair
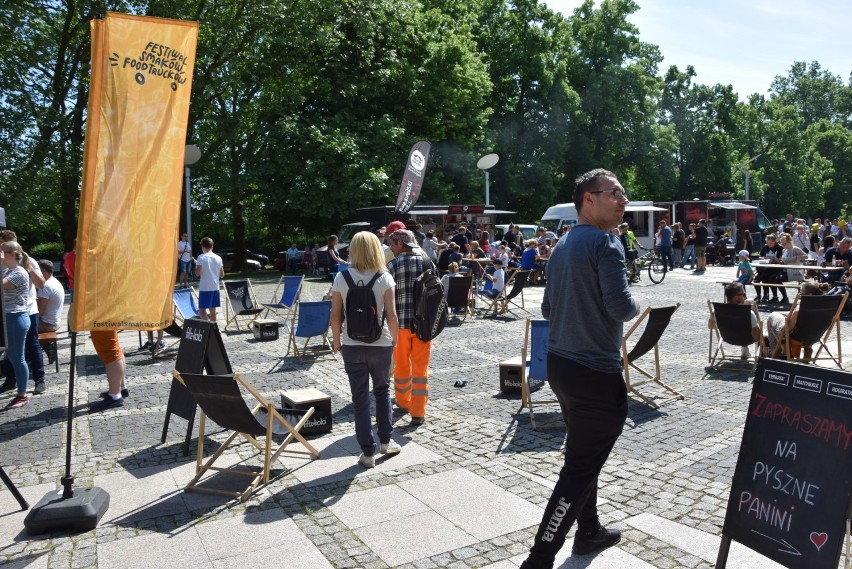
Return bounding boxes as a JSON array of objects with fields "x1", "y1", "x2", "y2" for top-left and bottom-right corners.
[
  {"x1": 445, "y1": 274, "x2": 474, "y2": 323},
  {"x1": 222, "y1": 280, "x2": 264, "y2": 331},
  {"x1": 708, "y1": 301, "x2": 764, "y2": 370},
  {"x1": 770, "y1": 293, "x2": 847, "y2": 368},
  {"x1": 176, "y1": 372, "x2": 320, "y2": 502},
  {"x1": 622, "y1": 304, "x2": 683, "y2": 407}
]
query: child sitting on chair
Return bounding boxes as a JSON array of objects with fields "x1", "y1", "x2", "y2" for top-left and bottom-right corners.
[{"x1": 735, "y1": 250, "x2": 754, "y2": 285}]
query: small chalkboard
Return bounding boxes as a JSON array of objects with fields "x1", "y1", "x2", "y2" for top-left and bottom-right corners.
[
  {"x1": 718, "y1": 358, "x2": 852, "y2": 569},
  {"x1": 161, "y1": 320, "x2": 233, "y2": 453}
]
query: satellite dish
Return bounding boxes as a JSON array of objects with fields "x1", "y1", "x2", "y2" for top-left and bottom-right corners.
[{"x1": 477, "y1": 153, "x2": 499, "y2": 170}]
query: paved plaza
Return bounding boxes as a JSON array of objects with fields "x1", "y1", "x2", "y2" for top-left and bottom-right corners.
[{"x1": 1, "y1": 265, "x2": 850, "y2": 569}]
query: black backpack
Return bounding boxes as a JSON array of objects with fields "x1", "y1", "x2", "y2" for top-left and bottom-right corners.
[
  {"x1": 412, "y1": 268, "x2": 448, "y2": 342},
  {"x1": 341, "y1": 271, "x2": 384, "y2": 343}
]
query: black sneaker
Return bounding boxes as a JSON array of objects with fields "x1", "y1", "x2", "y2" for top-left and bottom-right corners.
[
  {"x1": 571, "y1": 526, "x2": 621, "y2": 555},
  {"x1": 392, "y1": 406, "x2": 408, "y2": 418},
  {"x1": 100, "y1": 388, "x2": 129, "y2": 399},
  {"x1": 33, "y1": 380, "x2": 46, "y2": 394},
  {"x1": 89, "y1": 397, "x2": 125, "y2": 413}
]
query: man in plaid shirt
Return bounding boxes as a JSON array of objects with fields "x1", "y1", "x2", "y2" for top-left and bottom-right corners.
[{"x1": 387, "y1": 229, "x2": 431, "y2": 426}]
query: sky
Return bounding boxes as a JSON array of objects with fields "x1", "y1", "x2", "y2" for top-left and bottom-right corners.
[{"x1": 542, "y1": 0, "x2": 852, "y2": 100}]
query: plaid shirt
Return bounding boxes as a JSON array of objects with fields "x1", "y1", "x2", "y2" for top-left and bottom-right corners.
[{"x1": 387, "y1": 251, "x2": 427, "y2": 329}]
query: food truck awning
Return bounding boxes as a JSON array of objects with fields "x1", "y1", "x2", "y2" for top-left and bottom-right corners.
[
  {"x1": 710, "y1": 202, "x2": 757, "y2": 210},
  {"x1": 408, "y1": 208, "x2": 516, "y2": 216},
  {"x1": 625, "y1": 204, "x2": 666, "y2": 212}
]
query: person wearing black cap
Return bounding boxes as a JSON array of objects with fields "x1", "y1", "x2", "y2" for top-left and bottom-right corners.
[{"x1": 483, "y1": 258, "x2": 505, "y2": 299}]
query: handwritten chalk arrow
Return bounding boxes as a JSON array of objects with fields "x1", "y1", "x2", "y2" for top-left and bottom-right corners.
[{"x1": 751, "y1": 530, "x2": 802, "y2": 556}]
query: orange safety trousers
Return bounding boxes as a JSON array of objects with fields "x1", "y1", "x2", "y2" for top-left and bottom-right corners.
[{"x1": 393, "y1": 329, "x2": 432, "y2": 418}]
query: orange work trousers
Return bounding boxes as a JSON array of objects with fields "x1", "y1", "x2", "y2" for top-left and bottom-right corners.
[{"x1": 393, "y1": 329, "x2": 432, "y2": 418}]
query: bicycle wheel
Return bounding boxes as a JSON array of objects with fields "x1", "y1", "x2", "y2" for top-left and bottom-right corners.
[{"x1": 647, "y1": 258, "x2": 667, "y2": 283}]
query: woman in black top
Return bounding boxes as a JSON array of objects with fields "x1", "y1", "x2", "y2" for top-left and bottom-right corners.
[{"x1": 752, "y1": 234, "x2": 785, "y2": 302}]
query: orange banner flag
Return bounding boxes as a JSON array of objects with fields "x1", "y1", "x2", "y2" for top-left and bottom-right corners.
[{"x1": 72, "y1": 12, "x2": 198, "y2": 331}]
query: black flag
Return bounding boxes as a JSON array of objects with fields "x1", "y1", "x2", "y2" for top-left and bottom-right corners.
[{"x1": 394, "y1": 141, "x2": 430, "y2": 216}]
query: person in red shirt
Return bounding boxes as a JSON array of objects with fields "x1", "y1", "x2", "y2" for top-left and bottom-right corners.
[{"x1": 64, "y1": 240, "x2": 76, "y2": 303}]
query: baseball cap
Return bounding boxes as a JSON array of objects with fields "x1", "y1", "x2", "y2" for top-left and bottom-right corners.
[
  {"x1": 618, "y1": 222, "x2": 629, "y2": 229},
  {"x1": 386, "y1": 220, "x2": 406, "y2": 234},
  {"x1": 811, "y1": 223, "x2": 820, "y2": 230},
  {"x1": 738, "y1": 250, "x2": 750, "y2": 258},
  {"x1": 492, "y1": 258, "x2": 504, "y2": 265},
  {"x1": 390, "y1": 229, "x2": 418, "y2": 248}
]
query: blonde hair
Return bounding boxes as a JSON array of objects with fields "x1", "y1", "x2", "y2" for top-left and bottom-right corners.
[
  {"x1": 0, "y1": 240, "x2": 29, "y2": 268},
  {"x1": 348, "y1": 231, "x2": 387, "y2": 273},
  {"x1": 448, "y1": 262, "x2": 459, "y2": 273}
]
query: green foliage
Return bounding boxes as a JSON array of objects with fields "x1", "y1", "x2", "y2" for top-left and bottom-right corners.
[
  {"x1": 2, "y1": 0, "x2": 850, "y2": 248},
  {"x1": 29, "y1": 242, "x2": 66, "y2": 260}
]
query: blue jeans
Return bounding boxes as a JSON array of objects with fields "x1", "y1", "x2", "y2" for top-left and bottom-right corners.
[
  {"x1": 524, "y1": 354, "x2": 627, "y2": 567},
  {"x1": 681, "y1": 245, "x2": 695, "y2": 268},
  {"x1": 660, "y1": 245, "x2": 674, "y2": 270},
  {"x1": 341, "y1": 344, "x2": 394, "y2": 456},
  {"x1": 5, "y1": 313, "x2": 44, "y2": 383},
  {"x1": 5, "y1": 312, "x2": 31, "y2": 394}
]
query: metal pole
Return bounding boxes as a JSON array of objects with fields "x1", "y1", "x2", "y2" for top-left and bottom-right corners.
[
  {"x1": 744, "y1": 170, "x2": 750, "y2": 202},
  {"x1": 184, "y1": 166, "x2": 192, "y2": 247},
  {"x1": 485, "y1": 170, "x2": 490, "y2": 206}
]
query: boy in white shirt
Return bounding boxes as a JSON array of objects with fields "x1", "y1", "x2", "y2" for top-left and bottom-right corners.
[
  {"x1": 36, "y1": 259, "x2": 64, "y2": 332},
  {"x1": 195, "y1": 237, "x2": 225, "y2": 322}
]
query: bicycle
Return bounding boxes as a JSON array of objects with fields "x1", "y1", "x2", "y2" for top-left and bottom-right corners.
[{"x1": 625, "y1": 249, "x2": 667, "y2": 284}]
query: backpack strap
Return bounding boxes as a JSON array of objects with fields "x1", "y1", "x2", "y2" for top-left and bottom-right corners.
[
  {"x1": 340, "y1": 269, "x2": 356, "y2": 289},
  {"x1": 365, "y1": 272, "x2": 382, "y2": 288}
]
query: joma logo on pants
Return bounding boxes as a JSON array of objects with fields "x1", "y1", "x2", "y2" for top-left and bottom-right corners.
[{"x1": 542, "y1": 497, "x2": 571, "y2": 542}]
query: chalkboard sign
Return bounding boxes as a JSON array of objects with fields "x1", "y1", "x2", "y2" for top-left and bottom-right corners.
[
  {"x1": 161, "y1": 319, "x2": 233, "y2": 453},
  {"x1": 174, "y1": 319, "x2": 232, "y2": 376},
  {"x1": 719, "y1": 358, "x2": 852, "y2": 569}
]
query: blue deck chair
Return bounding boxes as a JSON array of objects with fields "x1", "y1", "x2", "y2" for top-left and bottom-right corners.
[
  {"x1": 222, "y1": 280, "x2": 264, "y2": 331},
  {"x1": 262, "y1": 275, "x2": 304, "y2": 322},
  {"x1": 173, "y1": 287, "x2": 200, "y2": 325},
  {"x1": 287, "y1": 300, "x2": 336, "y2": 360},
  {"x1": 473, "y1": 278, "x2": 495, "y2": 313},
  {"x1": 520, "y1": 319, "x2": 560, "y2": 430},
  {"x1": 622, "y1": 304, "x2": 683, "y2": 408}
]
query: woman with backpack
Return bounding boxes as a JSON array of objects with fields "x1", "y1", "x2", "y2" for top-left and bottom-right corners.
[{"x1": 330, "y1": 231, "x2": 401, "y2": 469}]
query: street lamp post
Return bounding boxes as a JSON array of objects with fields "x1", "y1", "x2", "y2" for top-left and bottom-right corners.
[
  {"x1": 184, "y1": 144, "x2": 201, "y2": 246},
  {"x1": 476, "y1": 153, "x2": 499, "y2": 205},
  {"x1": 734, "y1": 154, "x2": 761, "y2": 201}
]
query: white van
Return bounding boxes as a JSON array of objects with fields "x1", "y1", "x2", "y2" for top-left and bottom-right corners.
[
  {"x1": 540, "y1": 201, "x2": 665, "y2": 249},
  {"x1": 493, "y1": 224, "x2": 538, "y2": 243}
]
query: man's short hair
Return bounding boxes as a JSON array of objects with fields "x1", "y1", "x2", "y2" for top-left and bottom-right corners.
[
  {"x1": 573, "y1": 168, "x2": 616, "y2": 213},
  {"x1": 493, "y1": 258, "x2": 503, "y2": 265},
  {"x1": 724, "y1": 282, "x2": 745, "y2": 301},
  {"x1": 200, "y1": 237, "x2": 213, "y2": 249},
  {"x1": 38, "y1": 259, "x2": 54, "y2": 274},
  {"x1": 0, "y1": 230, "x2": 16, "y2": 242}
]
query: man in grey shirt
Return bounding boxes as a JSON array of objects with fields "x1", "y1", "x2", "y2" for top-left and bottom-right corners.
[{"x1": 521, "y1": 168, "x2": 640, "y2": 568}]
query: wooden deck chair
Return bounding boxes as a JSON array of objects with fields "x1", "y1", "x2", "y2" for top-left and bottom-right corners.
[
  {"x1": 262, "y1": 275, "x2": 303, "y2": 322},
  {"x1": 707, "y1": 301, "x2": 765, "y2": 370},
  {"x1": 520, "y1": 319, "x2": 561, "y2": 430},
  {"x1": 445, "y1": 275, "x2": 474, "y2": 323},
  {"x1": 222, "y1": 279, "x2": 264, "y2": 331},
  {"x1": 175, "y1": 371, "x2": 320, "y2": 502},
  {"x1": 287, "y1": 300, "x2": 336, "y2": 360},
  {"x1": 500, "y1": 270, "x2": 532, "y2": 317},
  {"x1": 770, "y1": 292, "x2": 847, "y2": 368},
  {"x1": 475, "y1": 271, "x2": 517, "y2": 316},
  {"x1": 173, "y1": 287, "x2": 200, "y2": 325},
  {"x1": 622, "y1": 304, "x2": 683, "y2": 408}
]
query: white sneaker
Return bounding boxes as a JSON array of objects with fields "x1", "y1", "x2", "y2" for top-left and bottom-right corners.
[
  {"x1": 358, "y1": 453, "x2": 375, "y2": 468},
  {"x1": 380, "y1": 440, "x2": 401, "y2": 455}
]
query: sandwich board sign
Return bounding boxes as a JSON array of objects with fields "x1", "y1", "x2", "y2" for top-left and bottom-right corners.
[{"x1": 717, "y1": 358, "x2": 852, "y2": 568}]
